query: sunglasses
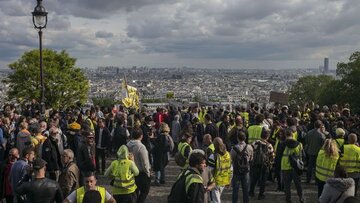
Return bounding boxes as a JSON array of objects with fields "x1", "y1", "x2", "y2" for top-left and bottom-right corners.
[{"x1": 87, "y1": 137, "x2": 95, "y2": 139}]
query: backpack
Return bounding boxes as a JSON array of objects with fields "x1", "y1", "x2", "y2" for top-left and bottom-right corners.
[
  {"x1": 168, "y1": 169, "x2": 194, "y2": 203},
  {"x1": 174, "y1": 144, "x2": 188, "y2": 167},
  {"x1": 233, "y1": 145, "x2": 250, "y2": 175},
  {"x1": 252, "y1": 141, "x2": 271, "y2": 167},
  {"x1": 288, "y1": 149, "x2": 304, "y2": 175}
]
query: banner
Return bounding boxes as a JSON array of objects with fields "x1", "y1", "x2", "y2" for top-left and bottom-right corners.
[{"x1": 121, "y1": 78, "x2": 140, "y2": 110}]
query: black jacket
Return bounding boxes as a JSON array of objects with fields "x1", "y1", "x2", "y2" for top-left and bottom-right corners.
[
  {"x1": 95, "y1": 127, "x2": 111, "y2": 149},
  {"x1": 16, "y1": 178, "x2": 63, "y2": 203},
  {"x1": 76, "y1": 143, "x2": 96, "y2": 173},
  {"x1": 42, "y1": 137, "x2": 63, "y2": 171}
]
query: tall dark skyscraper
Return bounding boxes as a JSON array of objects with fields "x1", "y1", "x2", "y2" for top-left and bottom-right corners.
[{"x1": 324, "y1": 57, "x2": 329, "y2": 73}]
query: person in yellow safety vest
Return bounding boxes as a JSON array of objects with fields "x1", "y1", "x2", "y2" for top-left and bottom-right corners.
[
  {"x1": 339, "y1": 133, "x2": 360, "y2": 196},
  {"x1": 286, "y1": 117, "x2": 299, "y2": 141},
  {"x1": 105, "y1": 145, "x2": 139, "y2": 202},
  {"x1": 208, "y1": 137, "x2": 232, "y2": 203},
  {"x1": 315, "y1": 139, "x2": 340, "y2": 198},
  {"x1": 269, "y1": 119, "x2": 282, "y2": 152},
  {"x1": 247, "y1": 114, "x2": 265, "y2": 144},
  {"x1": 239, "y1": 106, "x2": 249, "y2": 127},
  {"x1": 333, "y1": 128, "x2": 346, "y2": 151},
  {"x1": 168, "y1": 150, "x2": 207, "y2": 203},
  {"x1": 198, "y1": 107, "x2": 207, "y2": 124},
  {"x1": 203, "y1": 134, "x2": 215, "y2": 158},
  {"x1": 63, "y1": 173, "x2": 116, "y2": 203},
  {"x1": 178, "y1": 133, "x2": 193, "y2": 169},
  {"x1": 281, "y1": 129, "x2": 305, "y2": 203}
]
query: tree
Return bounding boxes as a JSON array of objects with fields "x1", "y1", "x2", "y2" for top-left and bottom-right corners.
[
  {"x1": 92, "y1": 97, "x2": 116, "y2": 108},
  {"x1": 4, "y1": 49, "x2": 89, "y2": 109},
  {"x1": 337, "y1": 51, "x2": 360, "y2": 112},
  {"x1": 289, "y1": 75, "x2": 334, "y2": 105}
]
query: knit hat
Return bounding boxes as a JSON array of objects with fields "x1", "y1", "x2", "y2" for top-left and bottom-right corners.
[{"x1": 336, "y1": 128, "x2": 345, "y2": 136}]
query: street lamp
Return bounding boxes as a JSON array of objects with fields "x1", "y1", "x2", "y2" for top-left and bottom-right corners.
[{"x1": 32, "y1": 0, "x2": 47, "y2": 113}]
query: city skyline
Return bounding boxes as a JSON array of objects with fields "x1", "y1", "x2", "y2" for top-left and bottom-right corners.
[{"x1": 0, "y1": 0, "x2": 359, "y2": 70}]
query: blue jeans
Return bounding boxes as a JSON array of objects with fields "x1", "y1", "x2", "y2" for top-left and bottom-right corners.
[
  {"x1": 155, "y1": 168, "x2": 165, "y2": 183},
  {"x1": 232, "y1": 173, "x2": 250, "y2": 203}
]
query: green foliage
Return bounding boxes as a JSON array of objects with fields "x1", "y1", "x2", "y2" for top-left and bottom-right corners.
[
  {"x1": 92, "y1": 97, "x2": 116, "y2": 108},
  {"x1": 336, "y1": 51, "x2": 360, "y2": 112},
  {"x1": 166, "y1": 91, "x2": 174, "y2": 99},
  {"x1": 289, "y1": 75, "x2": 335, "y2": 105},
  {"x1": 318, "y1": 80, "x2": 345, "y2": 106},
  {"x1": 5, "y1": 49, "x2": 89, "y2": 109}
]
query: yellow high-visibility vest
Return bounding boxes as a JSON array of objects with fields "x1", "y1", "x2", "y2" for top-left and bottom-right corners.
[
  {"x1": 315, "y1": 149, "x2": 339, "y2": 181},
  {"x1": 281, "y1": 142, "x2": 303, "y2": 170},
  {"x1": 340, "y1": 144, "x2": 360, "y2": 173},
  {"x1": 76, "y1": 186, "x2": 106, "y2": 203},
  {"x1": 214, "y1": 151, "x2": 232, "y2": 186},
  {"x1": 111, "y1": 159, "x2": 137, "y2": 194},
  {"x1": 247, "y1": 125, "x2": 263, "y2": 144}
]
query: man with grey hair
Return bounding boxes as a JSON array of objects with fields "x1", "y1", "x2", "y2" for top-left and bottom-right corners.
[{"x1": 59, "y1": 149, "x2": 80, "y2": 197}]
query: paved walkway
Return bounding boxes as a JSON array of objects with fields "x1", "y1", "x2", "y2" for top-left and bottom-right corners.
[{"x1": 98, "y1": 157, "x2": 320, "y2": 203}]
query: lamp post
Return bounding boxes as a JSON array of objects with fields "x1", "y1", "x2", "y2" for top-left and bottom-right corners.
[{"x1": 32, "y1": 0, "x2": 47, "y2": 113}]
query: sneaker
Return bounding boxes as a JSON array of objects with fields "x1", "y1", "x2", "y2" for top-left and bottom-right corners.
[
  {"x1": 249, "y1": 192, "x2": 255, "y2": 197},
  {"x1": 151, "y1": 182, "x2": 160, "y2": 186},
  {"x1": 258, "y1": 194, "x2": 265, "y2": 200},
  {"x1": 160, "y1": 180, "x2": 165, "y2": 184}
]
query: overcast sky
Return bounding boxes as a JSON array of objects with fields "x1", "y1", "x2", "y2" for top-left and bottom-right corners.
[{"x1": 0, "y1": 0, "x2": 359, "y2": 69}]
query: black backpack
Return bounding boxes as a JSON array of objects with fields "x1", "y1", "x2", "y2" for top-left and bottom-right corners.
[
  {"x1": 287, "y1": 148, "x2": 304, "y2": 175},
  {"x1": 233, "y1": 145, "x2": 250, "y2": 175},
  {"x1": 252, "y1": 141, "x2": 271, "y2": 167},
  {"x1": 168, "y1": 169, "x2": 194, "y2": 203}
]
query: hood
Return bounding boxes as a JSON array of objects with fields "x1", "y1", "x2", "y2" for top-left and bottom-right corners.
[
  {"x1": 117, "y1": 145, "x2": 129, "y2": 160},
  {"x1": 326, "y1": 178, "x2": 355, "y2": 192},
  {"x1": 127, "y1": 140, "x2": 140, "y2": 148},
  {"x1": 285, "y1": 139, "x2": 300, "y2": 148}
]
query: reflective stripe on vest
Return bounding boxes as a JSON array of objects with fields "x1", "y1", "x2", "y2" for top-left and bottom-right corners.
[
  {"x1": 76, "y1": 186, "x2": 106, "y2": 203},
  {"x1": 315, "y1": 149, "x2": 339, "y2": 181},
  {"x1": 111, "y1": 159, "x2": 137, "y2": 193},
  {"x1": 247, "y1": 125, "x2": 263, "y2": 144},
  {"x1": 214, "y1": 151, "x2": 232, "y2": 186},
  {"x1": 184, "y1": 171, "x2": 203, "y2": 193},
  {"x1": 340, "y1": 144, "x2": 360, "y2": 173}
]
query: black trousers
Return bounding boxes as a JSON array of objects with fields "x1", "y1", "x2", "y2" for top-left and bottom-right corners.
[
  {"x1": 135, "y1": 172, "x2": 151, "y2": 203},
  {"x1": 250, "y1": 165, "x2": 268, "y2": 195},
  {"x1": 96, "y1": 148, "x2": 106, "y2": 172},
  {"x1": 114, "y1": 192, "x2": 137, "y2": 203}
]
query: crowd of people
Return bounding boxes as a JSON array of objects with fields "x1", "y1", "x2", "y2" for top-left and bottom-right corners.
[{"x1": 0, "y1": 101, "x2": 359, "y2": 203}]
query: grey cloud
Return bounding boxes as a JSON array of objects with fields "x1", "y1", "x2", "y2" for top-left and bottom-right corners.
[
  {"x1": 0, "y1": 0, "x2": 32, "y2": 16},
  {"x1": 47, "y1": 0, "x2": 176, "y2": 19},
  {"x1": 49, "y1": 16, "x2": 71, "y2": 31},
  {"x1": 95, "y1": 31, "x2": 114, "y2": 38}
]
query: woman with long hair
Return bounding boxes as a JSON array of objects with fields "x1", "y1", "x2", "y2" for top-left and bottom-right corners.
[
  {"x1": 208, "y1": 137, "x2": 232, "y2": 203},
  {"x1": 315, "y1": 138, "x2": 340, "y2": 197}
]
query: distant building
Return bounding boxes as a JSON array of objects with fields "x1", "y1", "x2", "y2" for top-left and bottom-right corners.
[{"x1": 324, "y1": 57, "x2": 329, "y2": 73}]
